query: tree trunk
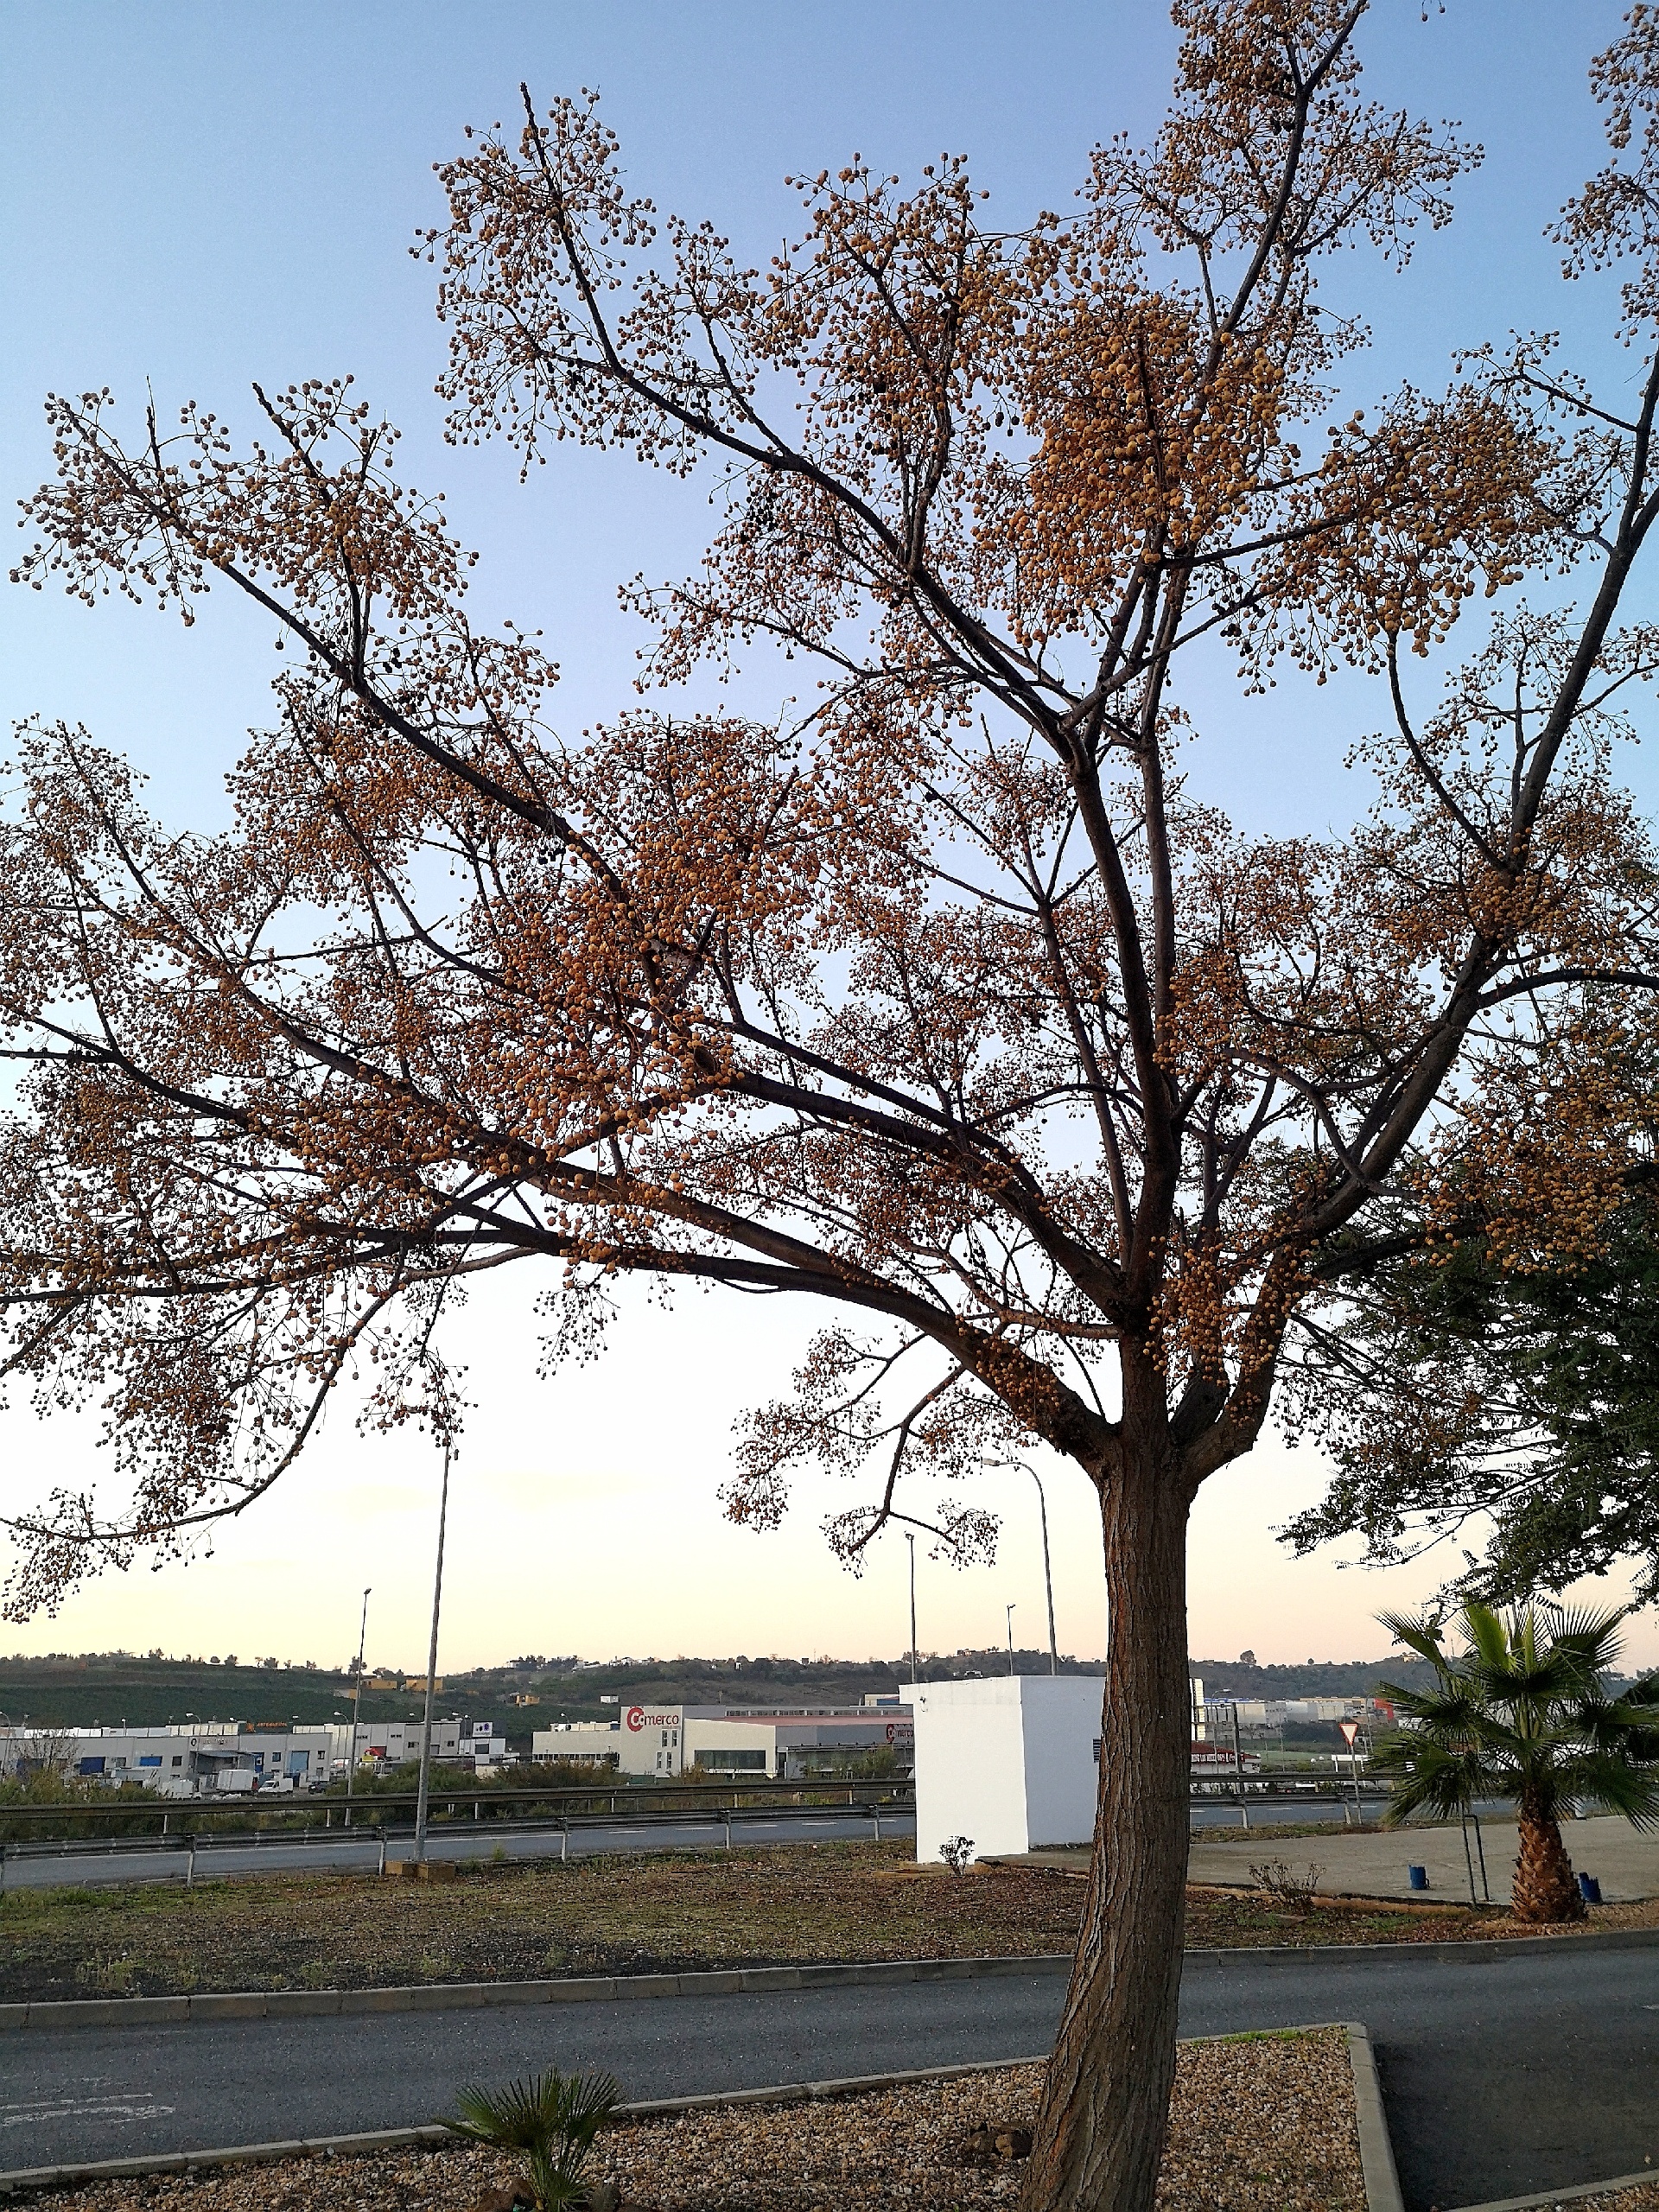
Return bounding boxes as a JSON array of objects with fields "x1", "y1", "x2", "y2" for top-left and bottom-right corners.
[
  {"x1": 1511, "y1": 1790, "x2": 1584, "y2": 1923},
  {"x1": 1020, "y1": 1423, "x2": 1193, "y2": 2212}
]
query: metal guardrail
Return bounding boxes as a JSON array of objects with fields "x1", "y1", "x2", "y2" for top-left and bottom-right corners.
[
  {"x1": 1190, "y1": 1783, "x2": 1391, "y2": 1798},
  {"x1": 0, "y1": 1776, "x2": 910, "y2": 1830},
  {"x1": 0, "y1": 1796, "x2": 914, "y2": 1886}
]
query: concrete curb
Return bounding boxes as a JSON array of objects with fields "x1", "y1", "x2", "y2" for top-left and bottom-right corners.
[
  {"x1": 10, "y1": 1920, "x2": 1659, "y2": 2033},
  {"x1": 1184, "y1": 1923, "x2": 1659, "y2": 1971},
  {"x1": 0, "y1": 1954, "x2": 1073, "y2": 2032},
  {"x1": 1446, "y1": 2170, "x2": 1659, "y2": 2209},
  {"x1": 0, "y1": 2056, "x2": 1054, "y2": 2195},
  {"x1": 1344, "y1": 2020, "x2": 1405, "y2": 2212},
  {"x1": 0, "y1": 2024, "x2": 1378, "y2": 2198},
  {"x1": 10, "y1": 1920, "x2": 1659, "y2": 2035}
]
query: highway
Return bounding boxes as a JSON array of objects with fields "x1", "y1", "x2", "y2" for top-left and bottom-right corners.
[
  {"x1": 0, "y1": 1808, "x2": 913, "y2": 1891},
  {"x1": 8, "y1": 1939, "x2": 1659, "y2": 2210},
  {"x1": 2, "y1": 1794, "x2": 1395, "y2": 1891}
]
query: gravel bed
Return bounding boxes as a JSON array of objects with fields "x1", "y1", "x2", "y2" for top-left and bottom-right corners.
[{"x1": 14, "y1": 2030, "x2": 1363, "y2": 2212}]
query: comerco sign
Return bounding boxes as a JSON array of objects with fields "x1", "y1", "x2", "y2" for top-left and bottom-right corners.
[{"x1": 626, "y1": 1707, "x2": 678, "y2": 1732}]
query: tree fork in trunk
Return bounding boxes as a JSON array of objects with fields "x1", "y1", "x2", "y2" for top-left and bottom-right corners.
[
  {"x1": 1512, "y1": 1795, "x2": 1585, "y2": 1924},
  {"x1": 1020, "y1": 1430, "x2": 1195, "y2": 2212}
]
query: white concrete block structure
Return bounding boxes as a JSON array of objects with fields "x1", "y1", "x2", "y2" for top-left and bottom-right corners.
[{"x1": 912, "y1": 1675, "x2": 1104, "y2": 1862}]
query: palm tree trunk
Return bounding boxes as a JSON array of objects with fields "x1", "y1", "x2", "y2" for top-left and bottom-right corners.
[
  {"x1": 1019, "y1": 1423, "x2": 1192, "y2": 2212},
  {"x1": 1511, "y1": 1791, "x2": 1584, "y2": 1923}
]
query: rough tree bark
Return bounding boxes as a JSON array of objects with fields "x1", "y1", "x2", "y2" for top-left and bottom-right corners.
[
  {"x1": 1021, "y1": 1375, "x2": 1198, "y2": 2212},
  {"x1": 1512, "y1": 1791, "x2": 1585, "y2": 1924}
]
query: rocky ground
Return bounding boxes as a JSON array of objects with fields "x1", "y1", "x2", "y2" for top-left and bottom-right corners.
[{"x1": 13, "y1": 2034, "x2": 1365, "y2": 2212}]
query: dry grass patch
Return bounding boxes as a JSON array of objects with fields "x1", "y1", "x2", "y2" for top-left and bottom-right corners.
[
  {"x1": 1184, "y1": 1885, "x2": 1659, "y2": 1948},
  {"x1": 0, "y1": 1844, "x2": 1081, "y2": 2000},
  {"x1": 7, "y1": 1840, "x2": 1655, "y2": 2001}
]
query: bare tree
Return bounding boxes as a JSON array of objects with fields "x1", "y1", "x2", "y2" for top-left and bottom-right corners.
[{"x1": 8, "y1": 4, "x2": 1659, "y2": 2203}]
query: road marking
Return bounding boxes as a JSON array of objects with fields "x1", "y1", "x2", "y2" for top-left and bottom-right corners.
[{"x1": 3, "y1": 2092, "x2": 176, "y2": 2127}]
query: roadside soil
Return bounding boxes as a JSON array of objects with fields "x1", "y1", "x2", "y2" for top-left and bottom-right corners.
[
  {"x1": 11, "y1": 2033, "x2": 1365, "y2": 2212},
  {"x1": 1182, "y1": 1885, "x2": 1659, "y2": 1948},
  {"x1": 3, "y1": 1841, "x2": 1653, "y2": 2001}
]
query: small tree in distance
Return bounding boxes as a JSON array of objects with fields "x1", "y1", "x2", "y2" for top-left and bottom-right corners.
[{"x1": 8, "y1": 5, "x2": 1659, "y2": 2206}]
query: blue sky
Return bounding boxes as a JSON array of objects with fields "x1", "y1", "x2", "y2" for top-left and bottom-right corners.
[{"x1": 3, "y1": 1, "x2": 1654, "y2": 1676}]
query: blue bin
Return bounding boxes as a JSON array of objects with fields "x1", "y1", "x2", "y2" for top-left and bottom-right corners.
[
  {"x1": 1578, "y1": 1872, "x2": 1602, "y2": 1905},
  {"x1": 1408, "y1": 1864, "x2": 1429, "y2": 1891}
]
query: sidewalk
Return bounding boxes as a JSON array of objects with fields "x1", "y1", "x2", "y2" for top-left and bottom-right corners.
[
  {"x1": 1002, "y1": 1815, "x2": 1659, "y2": 1904},
  {"x1": 1183, "y1": 1814, "x2": 1659, "y2": 1904}
]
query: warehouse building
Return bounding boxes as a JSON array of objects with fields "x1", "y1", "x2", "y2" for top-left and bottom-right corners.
[
  {"x1": 0, "y1": 1723, "x2": 334, "y2": 1796},
  {"x1": 533, "y1": 1700, "x2": 912, "y2": 1779},
  {"x1": 0, "y1": 1714, "x2": 504, "y2": 1794}
]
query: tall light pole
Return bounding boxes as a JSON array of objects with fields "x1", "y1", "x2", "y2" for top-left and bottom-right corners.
[
  {"x1": 413, "y1": 1450, "x2": 452, "y2": 1865},
  {"x1": 1006, "y1": 1602, "x2": 1017, "y2": 1675},
  {"x1": 344, "y1": 1586, "x2": 371, "y2": 1830},
  {"x1": 1027, "y1": 1466, "x2": 1058, "y2": 1675},
  {"x1": 906, "y1": 1531, "x2": 918, "y2": 1688}
]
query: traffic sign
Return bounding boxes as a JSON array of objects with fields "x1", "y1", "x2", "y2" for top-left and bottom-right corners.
[{"x1": 1338, "y1": 1719, "x2": 1360, "y2": 1745}]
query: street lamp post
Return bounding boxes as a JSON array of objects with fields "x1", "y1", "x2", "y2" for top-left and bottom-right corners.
[
  {"x1": 906, "y1": 1531, "x2": 918, "y2": 1687},
  {"x1": 413, "y1": 1450, "x2": 452, "y2": 1866},
  {"x1": 1006, "y1": 1602, "x2": 1017, "y2": 1675},
  {"x1": 344, "y1": 1586, "x2": 371, "y2": 1831},
  {"x1": 1027, "y1": 1466, "x2": 1058, "y2": 1675}
]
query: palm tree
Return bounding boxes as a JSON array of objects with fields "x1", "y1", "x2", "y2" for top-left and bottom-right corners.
[
  {"x1": 447, "y1": 2068, "x2": 622, "y2": 2212},
  {"x1": 1376, "y1": 1601, "x2": 1659, "y2": 1923}
]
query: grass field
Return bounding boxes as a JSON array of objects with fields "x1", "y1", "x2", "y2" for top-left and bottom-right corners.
[{"x1": 3, "y1": 1839, "x2": 1649, "y2": 2001}]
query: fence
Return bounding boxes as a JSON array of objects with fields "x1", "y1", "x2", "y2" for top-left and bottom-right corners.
[{"x1": 0, "y1": 1783, "x2": 917, "y2": 1887}]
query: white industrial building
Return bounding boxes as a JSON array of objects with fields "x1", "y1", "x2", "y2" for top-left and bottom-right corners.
[
  {"x1": 0, "y1": 1714, "x2": 507, "y2": 1795},
  {"x1": 0, "y1": 1724, "x2": 334, "y2": 1796},
  {"x1": 911, "y1": 1675, "x2": 1104, "y2": 1861},
  {"x1": 533, "y1": 1700, "x2": 912, "y2": 1779},
  {"x1": 313, "y1": 1717, "x2": 511, "y2": 1773}
]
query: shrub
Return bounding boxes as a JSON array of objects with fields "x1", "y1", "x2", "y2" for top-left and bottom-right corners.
[{"x1": 447, "y1": 2069, "x2": 623, "y2": 2212}]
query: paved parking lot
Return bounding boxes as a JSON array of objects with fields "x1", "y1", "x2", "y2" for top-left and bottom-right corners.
[{"x1": 1188, "y1": 1811, "x2": 1659, "y2": 1904}]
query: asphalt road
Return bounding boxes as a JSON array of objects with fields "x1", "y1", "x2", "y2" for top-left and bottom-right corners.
[
  {"x1": 3, "y1": 1795, "x2": 1396, "y2": 1891},
  {"x1": 0, "y1": 1810, "x2": 915, "y2": 1891},
  {"x1": 8, "y1": 1942, "x2": 1659, "y2": 2209},
  {"x1": 1187, "y1": 1793, "x2": 1390, "y2": 1829}
]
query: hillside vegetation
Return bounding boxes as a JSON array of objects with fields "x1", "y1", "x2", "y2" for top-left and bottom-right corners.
[{"x1": 0, "y1": 1647, "x2": 1437, "y2": 1735}]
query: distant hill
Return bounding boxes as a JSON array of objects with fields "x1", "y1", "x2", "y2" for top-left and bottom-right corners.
[
  {"x1": 0, "y1": 1653, "x2": 398, "y2": 1732},
  {"x1": 0, "y1": 1643, "x2": 1452, "y2": 1739},
  {"x1": 1187, "y1": 1655, "x2": 1440, "y2": 1700}
]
